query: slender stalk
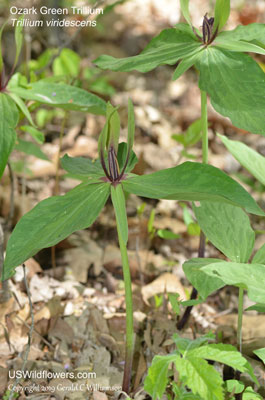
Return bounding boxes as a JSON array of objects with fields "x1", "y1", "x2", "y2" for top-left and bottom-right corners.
[
  {"x1": 116, "y1": 223, "x2": 134, "y2": 394},
  {"x1": 177, "y1": 90, "x2": 208, "y2": 330},
  {"x1": 237, "y1": 287, "x2": 244, "y2": 353},
  {"x1": 201, "y1": 90, "x2": 208, "y2": 165},
  {"x1": 54, "y1": 112, "x2": 68, "y2": 196},
  {"x1": 5, "y1": 162, "x2": 15, "y2": 233},
  {"x1": 51, "y1": 112, "x2": 68, "y2": 272}
]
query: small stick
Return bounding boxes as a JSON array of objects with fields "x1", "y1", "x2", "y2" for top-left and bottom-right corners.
[
  {"x1": 8, "y1": 264, "x2": 34, "y2": 400},
  {"x1": 15, "y1": 315, "x2": 54, "y2": 351}
]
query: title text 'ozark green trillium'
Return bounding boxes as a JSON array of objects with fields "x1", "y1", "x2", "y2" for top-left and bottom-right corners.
[{"x1": 94, "y1": 0, "x2": 265, "y2": 135}]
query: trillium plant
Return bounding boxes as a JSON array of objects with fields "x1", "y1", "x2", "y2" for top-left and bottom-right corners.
[
  {"x1": 92, "y1": 0, "x2": 265, "y2": 396},
  {"x1": 2, "y1": 100, "x2": 265, "y2": 394},
  {"x1": 94, "y1": 0, "x2": 265, "y2": 332}
]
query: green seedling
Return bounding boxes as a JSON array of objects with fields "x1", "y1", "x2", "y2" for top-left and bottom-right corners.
[
  {"x1": 2, "y1": 100, "x2": 264, "y2": 393},
  {"x1": 180, "y1": 202, "x2": 200, "y2": 236},
  {"x1": 172, "y1": 118, "x2": 203, "y2": 161},
  {"x1": 144, "y1": 333, "x2": 261, "y2": 399},
  {"x1": 148, "y1": 209, "x2": 180, "y2": 241}
]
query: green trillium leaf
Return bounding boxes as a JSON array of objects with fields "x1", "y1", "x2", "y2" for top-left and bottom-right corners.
[
  {"x1": 9, "y1": 81, "x2": 106, "y2": 114},
  {"x1": 215, "y1": 39, "x2": 265, "y2": 55},
  {"x1": 217, "y1": 23, "x2": 265, "y2": 48},
  {"x1": 2, "y1": 182, "x2": 110, "y2": 280},
  {"x1": 252, "y1": 244, "x2": 265, "y2": 265},
  {"x1": 245, "y1": 303, "x2": 265, "y2": 313},
  {"x1": 193, "y1": 201, "x2": 255, "y2": 263},
  {"x1": 197, "y1": 47, "x2": 265, "y2": 135},
  {"x1": 183, "y1": 258, "x2": 225, "y2": 299},
  {"x1": 61, "y1": 154, "x2": 103, "y2": 178},
  {"x1": 202, "y1": 262, "x2": 265, "y2": 304},
  {"x1": 94, "y1": 24, "x2": 200, "y2": 73},
  {"x1": 0, "y1": 94, "x2": 19, "y2": 178},
  {"x1": 122, "y1": 162, "x2": 265, "y2": 216},
  {"x1": 219, "y1": 134, "x2": 265, "y2": 186},
  {"x1": 184, "y1": 259, "x2": 265, "y2": 303},
  {"x1": 173, "y1": 47, "x2": 204, "y2": 80}
]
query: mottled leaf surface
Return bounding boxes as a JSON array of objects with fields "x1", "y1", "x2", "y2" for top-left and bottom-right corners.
[
  {"x1": 193, "y1": 201, "x2": 255, "y2": 262},
  {"x1": 217, "y1": 23, "x2": 265, "y2": 47},
  {"x1": 94, "y1": 25, "x2": 200, "y2": 73},
  {"x1": 122, "y1": 162, "x2": 265, "y2": 216},
  {"x1": 183, "y1": 258, "x2": 225, "y2": 299},
  {"x1": 204, "y1": 262, "x2": 265, "y2": 303},
  {"x1": 186, "y1": 260, "x2": 265, "y2": 303},
  {"x1": 197, "y1": 47, "x2": 265, "y2": 135}
]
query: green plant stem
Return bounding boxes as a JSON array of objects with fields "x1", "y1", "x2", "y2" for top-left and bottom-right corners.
[
  {"x1": 116, "y1": 222, "x2": 134, "y2": 394},
  {"x1": 237, "y1": 287, "x2": 244, "y2": 353},
  {"x1": 51, "y1": 111, "x2": 68, "y2": 272},
  {"x1": 201, "y1": 90, "x2": 208, "y2": 164}
]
